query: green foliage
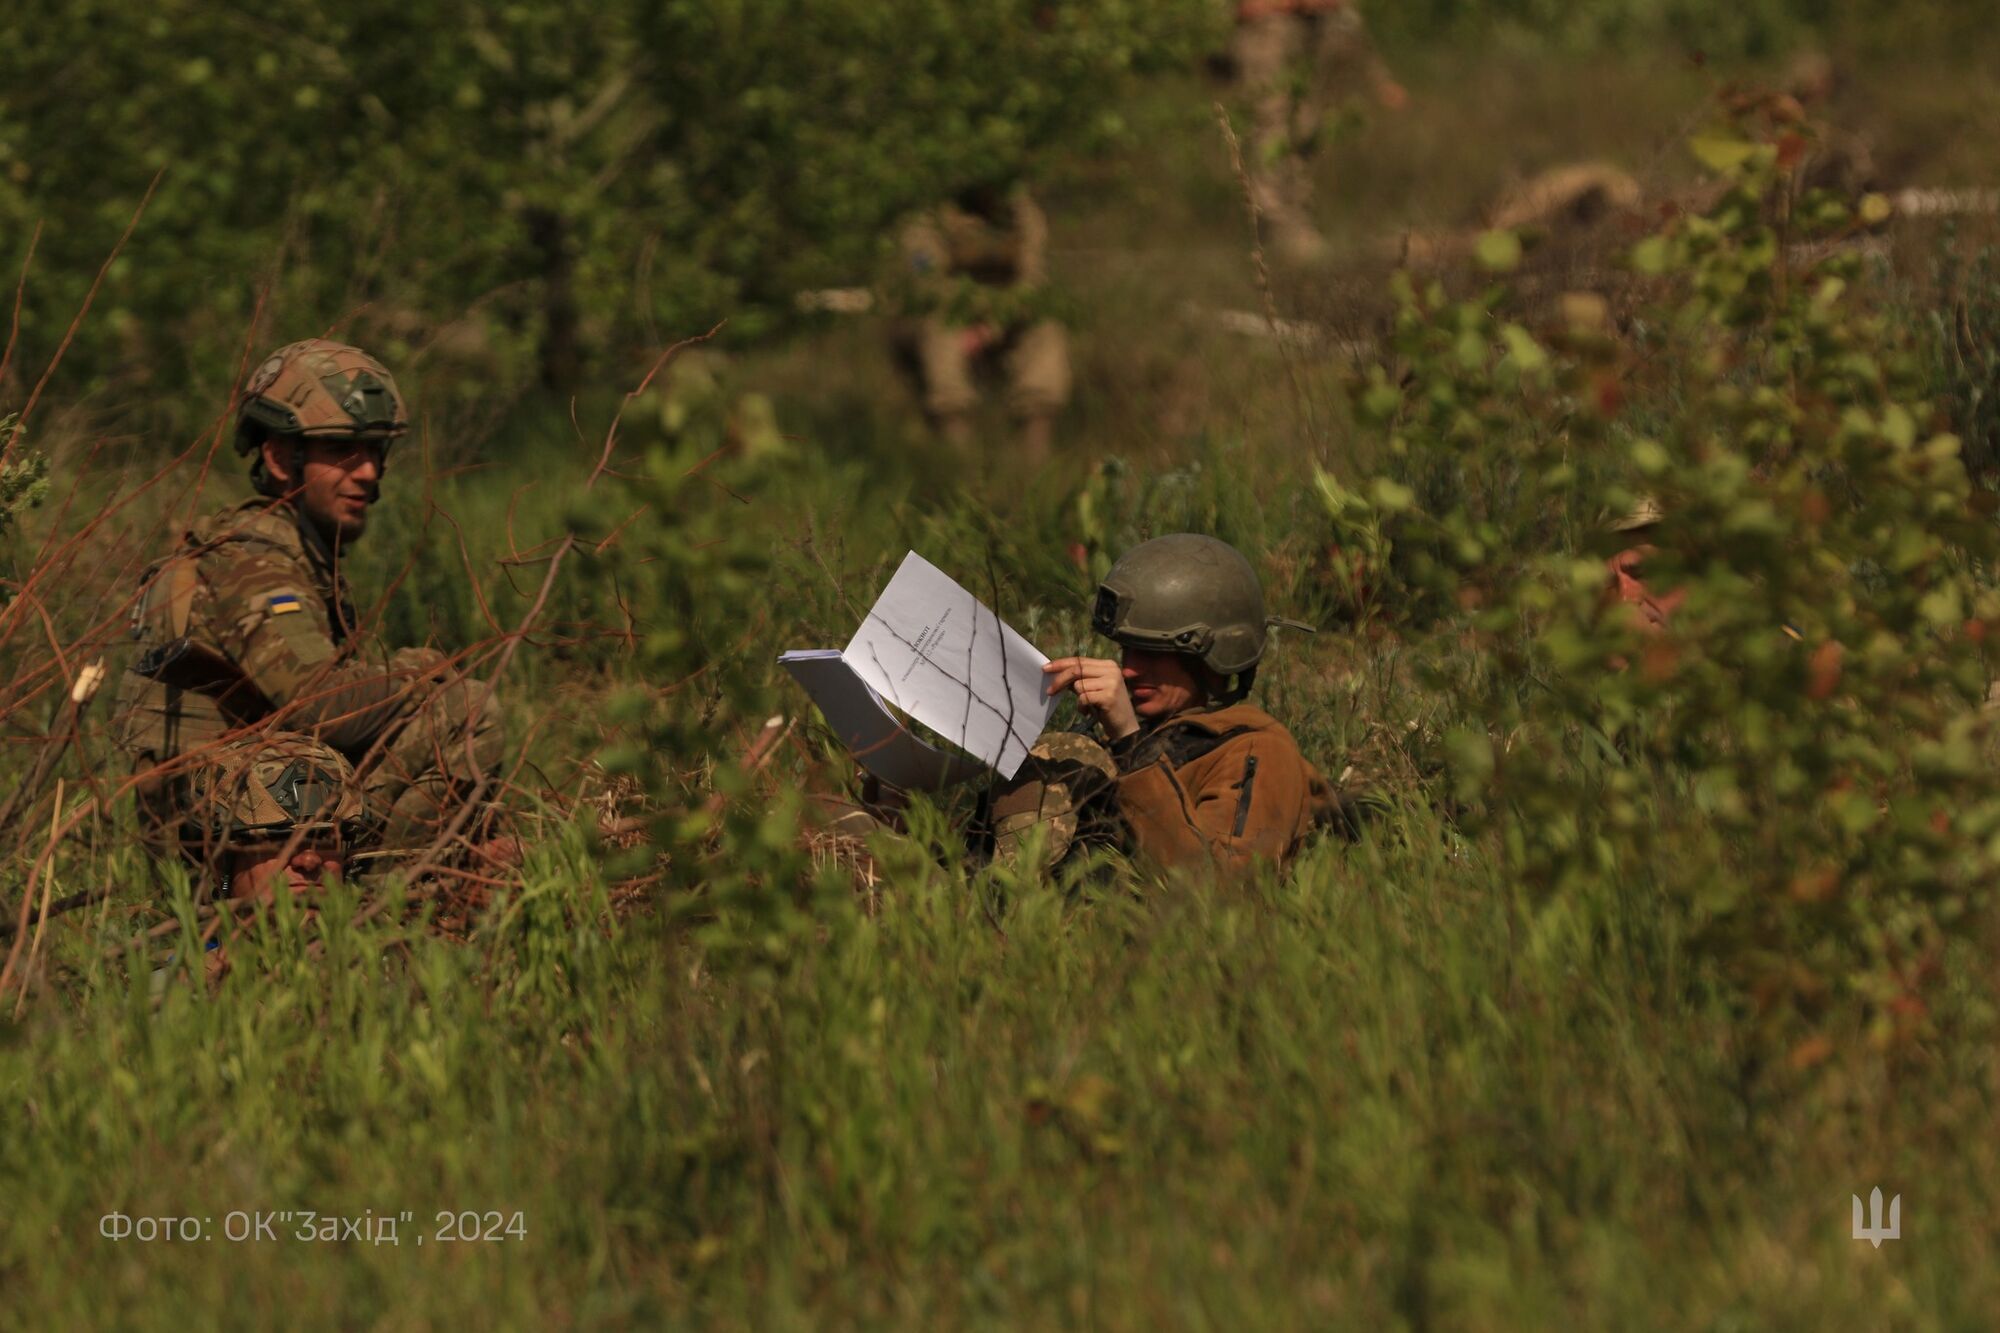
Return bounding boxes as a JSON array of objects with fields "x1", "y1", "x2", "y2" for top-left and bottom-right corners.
[
  {"x1": 580, "y1": 427, "x2": 842, "y2": 977},
  {"x1": 1927, "y1": 237, "x2": 2000, "y2": 485},
  {"x1": 9, "y1": 815, "x2": 2000, "y2": 1325},
  {"x1": 0, "y1": 415, "x2": 48, "y2": 597},
  {"x1": 0, "y1": 1, "x2": 1215, "y2": 432},
  {"x1": 6, "y1": 36, "x2": 2000, "y2": 1327},
  {"x1": 1368, "y1": 0, "x2": 1989, "y2": 58},
  {"x1": 1331, "y1": 106, "x2": 2000, "y2": 1049}
]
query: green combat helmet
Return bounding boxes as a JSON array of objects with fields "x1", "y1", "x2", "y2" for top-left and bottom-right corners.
[
  {"x1": 1091, "y1": 533, "x2": 1311, "y2": 698},
  {"x1": 234, "y1": 339, "x2": 408, "y2": 495},
  {"x1": 178, "y1": 733, "x2": 381, "y2": 861}
]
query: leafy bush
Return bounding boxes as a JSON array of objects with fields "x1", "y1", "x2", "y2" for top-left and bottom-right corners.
[
  {"x1": 1327, "y1": 101, "x2": 2000, "y2": 1055},
  {"x1": 1927, "y1": 238, "x2": 2000, "y2": 486},
  {"x1": 0, "y1": 1, "x2": 1216, "y2": 435}
]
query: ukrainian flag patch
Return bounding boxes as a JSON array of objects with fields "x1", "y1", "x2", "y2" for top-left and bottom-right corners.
[{"x1": 267, "y1": 593, "x2": 304, "y2": 616}]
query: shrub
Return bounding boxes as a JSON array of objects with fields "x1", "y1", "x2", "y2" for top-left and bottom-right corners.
[{"x1": 1327, "y1": 99, "x2": 2000, "y2": 1056}]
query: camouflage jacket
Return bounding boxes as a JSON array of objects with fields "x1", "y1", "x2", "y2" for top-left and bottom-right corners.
[
  {"x1": 113, "y1": 497, "x2": 440, "y2": 769},
  {"x1": 1108, "y1": 702, "x2": 1336, "y2": 874},
  {"x1": 895, "y1": 189, "x2": 1054, "y2": 327}
]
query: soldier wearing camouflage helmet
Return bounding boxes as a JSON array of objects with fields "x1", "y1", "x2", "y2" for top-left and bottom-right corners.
[
  {"x1": 1004, "y1": 533, "x2": 1337, "y2": 874},
  {"x1": 178, "y1": 733, "x2": 379, "y2": 900},
  {"x1": 113, "y1": 339, "x2": 505, "y2": 857}
]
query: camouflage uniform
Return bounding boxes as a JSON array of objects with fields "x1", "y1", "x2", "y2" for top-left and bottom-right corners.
[
  {"x1": 115, "y1": 341, "x2": 502, "y2": 853},
  {"x1": 897, "y1": 187, "x2": 1071, "y2": 444},
  {"x1": 1230, "y1": 0, "x2": 1399, "y2": 260}
]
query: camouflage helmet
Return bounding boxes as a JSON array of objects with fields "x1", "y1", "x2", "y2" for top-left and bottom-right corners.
[
  {"x1": 233, "y1": 339, "x2": 407, "y2": 457},
  {"x1": 1092, "y1": 533, "x2": 1301, "y2": 680},
  {"x1": 1610, "y1": 495, "x2": 1665, "y2": 533},
  {"x1": 178, "y1": 733, "x2": 380, "y2": 852},
  {"x1": 990, "y1": 732, "x2": 1121, "y2": 870}
]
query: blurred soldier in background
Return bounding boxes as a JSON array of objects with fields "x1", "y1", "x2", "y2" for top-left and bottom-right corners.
[
  {"x1": 1782, "y1": 51, "x2": 1877, "y2": 198},
  {"x1": 113, "y1": 339, "x2": 507, "y2": 863},
  {"x1": 1010, "y1": 533, "x2": 1338, "y2": 875},
  {"x1": 1230, "y1": 0, "x2": 1406, "y2": 263},
  {"x1": 178, "y1": 734, "x2": 379, "y2": 901},
  {"x1": 1604, "y1": 497, "x2": 1683, "y2": 634},
  {"x1": 1484, "y1": 163, "x2": 1643, "y2": 235},
  {"x1": 895, "y1": 182, "x2": 1072, "y2": 465}
]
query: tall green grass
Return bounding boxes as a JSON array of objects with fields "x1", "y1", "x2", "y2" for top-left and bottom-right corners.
[
  {"x1": 6, "y1": 42, "x2": 2000, "y2": 1330},
  {"x1": 7, "y1": 804, "x2": 1996, "y2": 1327}
]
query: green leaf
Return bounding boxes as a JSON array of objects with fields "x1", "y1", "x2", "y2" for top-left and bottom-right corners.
[
  {"x1": 1920, "y1": 586, "x2": 1964, "y2": 627},
  {"x1": 1882, "y1": 404, "x2": 1917, "y2": 450},
  {"x1": 1630, "y1": 235, "x2": 1673, "y2": 276},
  {"x1": 1689, "y1": 132, "x2": 1758, "y2": 174},
  {"x1": 1499, "y1": 323, "x2": 1548, "y2": 375},
  {"x1": 1360, "y1": 379, "x2": 1402, "y2": 422},
  {"x1": 1444, "y1": 728, "x2": 1495, "y2": 799},
  {"x1": 1371, "y1": 477, "x2": 1416, "y2": 512},
  {"x1": 1474, "y1": 229, "x2": 1522, "y2": 274}
]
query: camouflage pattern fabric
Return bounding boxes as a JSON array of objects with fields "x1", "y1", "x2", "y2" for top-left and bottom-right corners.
[
  {"x1": 988, "y1": 731, "x2": 1124, "y2": 871},
  {"x1": 114, "y1": 496, "x2": 501, "y2": 851},
  {"x1": 237, "y1": 339, "x2": 407, "y2": 449},
  {"x1": 177, "y1": 731, "x2": 380, "y2": 867},
  {"x1": 1485, "y1": 163, "x2": 1642, "y2": 234}
]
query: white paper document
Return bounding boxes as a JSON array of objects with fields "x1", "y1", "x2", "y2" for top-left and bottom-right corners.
[
  {"x1": 780, "y1": 551, "x2": 1058, "y2": 785},
  {"x1": 778, "y1": 649, "x2": 984, "y2": 792},
  {"x1": 840, "y1": 552, "x2": 1057, "y2": 780}
]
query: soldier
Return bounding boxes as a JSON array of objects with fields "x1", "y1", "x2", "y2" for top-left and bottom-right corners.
[
  {"x1": 113, "y1": 339, "x2": 506, "y2": 861},
  {"x1": 1605, "y1": 497, "x2": 1683, "y2": 633},
  {"x1": 1001, "y1": 533, "x2": 1338, "y2": 876},
  {"x1": 896, "y1": 182, "x2": 1072, "y2": 465},
  {"x1": 178, "y1": 734, "x2": 380, "y2": 901},
  {"x1": 1230, "y1": 0, "x2": 1405, "y2": 264},
  {"x1": 1780, "y1": 52, "x2": 1876, "y2": 199}
]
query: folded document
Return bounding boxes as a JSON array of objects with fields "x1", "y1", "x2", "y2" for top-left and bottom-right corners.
[
  {"x1": 781, "y1": 552, "x2": 1060, "y2": 787},
  {"x1": 778, "y1": 649, "x2": 984, "y2": 792}
]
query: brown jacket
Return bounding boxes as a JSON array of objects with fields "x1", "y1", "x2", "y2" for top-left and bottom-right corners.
[{"x1": 1110, "y1": 703, "x2": 1335, "y2": 875}]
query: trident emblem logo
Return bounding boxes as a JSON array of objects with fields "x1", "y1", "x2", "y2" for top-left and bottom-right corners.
[{"x1": 1851, "y1": 1187, "x2": 1901, "y2": 1247}]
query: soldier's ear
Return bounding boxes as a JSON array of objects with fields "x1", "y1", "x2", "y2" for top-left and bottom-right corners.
[{"x1": 260, "y1": 437, "x2": 299, "y2": 485}]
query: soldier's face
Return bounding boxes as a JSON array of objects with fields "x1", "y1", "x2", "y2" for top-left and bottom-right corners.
[
  {"x1": 226, "y1": 838, "x2": 346, "y2": 899},
  {"x1": 1607, "y1": 545, "x2": 1687, "y2": 629},
  {"x1": 1121, "y1": 648, "x2": 1210, "y2": 719},
  {"x1": 264, "y1": 438, "x2": 385, "y2": 541}
]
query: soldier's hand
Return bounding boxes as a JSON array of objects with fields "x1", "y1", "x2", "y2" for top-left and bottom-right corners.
[
  {"x1": 959, "y1": 324, "x2": 999, "y2": 358},
  {"x1": 1043, "y1": 656, "x2": 1140, "y2": 743}
]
